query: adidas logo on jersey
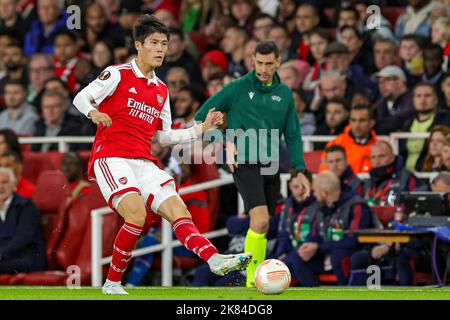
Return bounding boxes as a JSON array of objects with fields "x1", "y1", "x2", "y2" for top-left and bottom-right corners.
[{"x1": 128, "y1": 87, "x2": 137, "y2": 94}]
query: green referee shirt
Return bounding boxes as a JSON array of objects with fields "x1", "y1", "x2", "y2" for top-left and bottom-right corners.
[{"x1": 194, "y1": 70, "x2": 305, "y2": 172}]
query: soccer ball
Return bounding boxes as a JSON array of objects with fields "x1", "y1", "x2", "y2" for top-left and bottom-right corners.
[{"x1": 254, "y1": 259, "x2": 291, "y2": 295}]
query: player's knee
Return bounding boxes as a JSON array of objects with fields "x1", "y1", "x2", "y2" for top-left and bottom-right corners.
[{"x1": 120, "y1": 202, "x2": 146, "y2": 226}]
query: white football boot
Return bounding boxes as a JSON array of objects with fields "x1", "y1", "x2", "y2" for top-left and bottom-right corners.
[{"x1": 208, "y1": 252, "x2": 252, "y2": 276}]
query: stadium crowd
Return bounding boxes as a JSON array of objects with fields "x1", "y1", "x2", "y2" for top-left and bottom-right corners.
[{"x1": 0, "y1": 0, "x2": 450, "y2": 287}]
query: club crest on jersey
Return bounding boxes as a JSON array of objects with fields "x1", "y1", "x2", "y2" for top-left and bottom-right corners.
[
  {"x1": 98, "y1": 70, "x2": 111, "y2": 81},
  {"x1": 119, "y1": 177, "x2": 128, "y2": 185},
  {"x1": 157, "y1": 94, "x2": 164, "y2": 106}
]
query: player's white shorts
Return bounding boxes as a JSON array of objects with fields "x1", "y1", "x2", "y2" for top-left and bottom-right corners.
[{"x1": 93, "y1": 157, "x2": 179, "y2": 212}]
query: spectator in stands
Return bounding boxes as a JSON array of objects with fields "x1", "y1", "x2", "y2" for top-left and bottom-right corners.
[
  {"x1": 292, "y1": 89, "x2": 315, "y2": 136},
  {"x1": 0, "y1": 43, "x2": 28, "y2": 97},
  {"x1": 24, "y1": 0, "x2": 68, "y2": 56},
  {"x1": 395, "y1": 0, "x2": 433, "y2": 39},
  {"x1": 336, "y1": 5, "x2": 360, "y2": 31},
  {"x1": 243, "y1": 38, "x2": 258, "y2": 73},
  {"x1": 229, "y1": 0, "x2": 260, "y2": 34},
  {"x1": 278, "y1": 61, "x2": 301, "y2": 90},
  {"x1": 365, "y1": 140, "x2": 420, "y2": 207},
  {"x1": 114, "y1": 0, "x2": 142, "y2": 63},
  {"x1": 314, "y1": 97, "x2": 349, "y2": 150},
  {"x1": 372, "y1": 65, "x2": 415, "y2": 135},
  {"x1": 173, "y1": 85, "x2": 207, "y2": 129},
  {"x1": 0, "y1": 151, "x2": 35, "y2": 198},
  {"x1": 401, "y1": 83, "x2": 450, "y2": 171},
  {"x1": 324, "y1": 145, "x2": 364, "y2": 196},
  {"x1": 156, "y1": 28, "x2": 202, "y2": 85},
  {"x1": 166, "y1": 67, "x2": 190, "y2": 104},
  {"x1": 310, "y1": 71, "x2": 349, "y2": 126},
  {"x1": 431, "y1": 17, "x2": 450, "y2": 67},
  {"x1": 0, "y1": 0, "x2": 29, "y2": 40},
  {"x1": 288, "y1": 171, "x2": 373, "y2": 286},
  {"x1": 251, "y1": 13, "x2": 274, "y2": 41},
  {"x1": 440, "y1": 133, "x2": 450, "y2": 171},
  {"x1": 0, "y1": 129, "x2": 21, "y2": 159},
  {"x1": 53, "y1": 30, "x2": 81, "y2": 94},
  {"x1": 179, "y1": 0, "x2": 212, "y2": 32},
  {"x1": 320, "y1": 104, "x2": 378, "y2": 174},
  {"x1": 0, "y1": 80, "x2": 38, "y2": 135},
  {"x1": 431, "y1": 172, "x2": 450, "y2": 199},
  {"x1": 399, "y1": 34, "x2": 424, "y2": 86},
  {"x1": 0, "y1": 167, "x2": 45, "y2": 274},
  {"x1": 268, "y1": 23, "x2": 294, "y2": 64},
  {"x1": 373, "y1": 38, "x2": 398, "y2": 73},
  {"x1": 27, "y1": 54, "x2": 53, "y2": 106},
  {"x1": 206, "y1": 71, "x2": 225, "y2": 97},
  {"x1": 43, "y1": 77, "x2": 80, "y2": 119},
  {"x1": 430, "y1": 1, "x2": 450, "y2": 25},
  {"x1": 339, "y1": 25, "x2": 375, "y2": 76},
  {"x1": 422, "y1": 44, "x2": 446, "y2": 99},
  {"x1": 441, "y1": 71, "x2": 450, "y2": 109},
  {"x1": 60, "y1": 152, "x2": 91, "y2": 201},
  {"x1": 221, "y1": 25, "x2": 248, "y2": 78},
  {"x1": 422, "y1": 125, "x2": 450, "y2": 171},
  {"x1": 153, "y1": 4, "x2": 180, "y2": 30},
  {"x1": 275, "y1": 0, "x2": 297, "y2": 33},
  {"x1": 32, "y1": 90, "x2": 82, "y2": 152},
  {"x1": 291, "y1": 3, "x2": 319, "y2": 63},
  {"x1": 302, "y1": 28, "x2": 332, "y2": 91},
  {"x1": 80, "y1": 2, "x2": 124, "y2": 53},
  {"x1": 91, "y1": 41, "x2": 114, "y2": 78},
  {"x1": 200, "y1": 50, "x2": 228, "y2": 83}
]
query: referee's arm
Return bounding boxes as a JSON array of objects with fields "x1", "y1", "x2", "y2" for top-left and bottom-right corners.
[
  {"x1": 283, "y1": 99, "x2": 306, "y2": 172},
  {"x1": 194, "y1": 84, "x2": 233, "y2": 122}
]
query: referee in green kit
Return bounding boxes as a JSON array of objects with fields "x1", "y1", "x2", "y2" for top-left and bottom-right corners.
[{"x1": 195, "y1": 41, "x2": 310, "y2": 287}]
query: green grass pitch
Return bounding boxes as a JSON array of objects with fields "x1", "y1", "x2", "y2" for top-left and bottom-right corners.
[{"x1": 0, "y1": 286, "x2": 450, "y2": 300}]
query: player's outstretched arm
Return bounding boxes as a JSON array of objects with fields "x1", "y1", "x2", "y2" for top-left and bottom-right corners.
[{"x1": 156, "y1": 108, "x2": 223, "y2": 146}]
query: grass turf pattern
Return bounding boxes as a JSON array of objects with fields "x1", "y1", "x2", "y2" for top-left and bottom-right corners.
[{"x1": 0, "y1": 286, "x2": 450, "y2": 300}]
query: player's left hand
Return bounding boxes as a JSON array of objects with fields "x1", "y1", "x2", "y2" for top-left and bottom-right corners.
[
  {"x1": 203, "y1": 108, "x2": 224, "y2": 132},
  {"x1": 294, "y1": 172, "x2": 311, "y2": 198}
]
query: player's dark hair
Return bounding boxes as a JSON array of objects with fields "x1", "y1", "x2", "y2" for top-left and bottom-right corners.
[
  {"x1": 351, "y1": 103, "x2": 375, "y2": 119},
  {"x1": 4, "y1": 79, "x2": 26, "y2": 90},
  {"x1": 179, "y1": 84, "x2": 207, "y2": 105},
  {"x1": 133, "y1": 14, "x2": 171, "y2": 44},
  {"x1": 255, "y1": 40, "x2": 279, "y2": 58},
  {"x1": 325, "y1": 144, "x2": 346, "y2": 156},
  {"x1": 327, "y1": 97, "x2": 350, "y2": 111}
]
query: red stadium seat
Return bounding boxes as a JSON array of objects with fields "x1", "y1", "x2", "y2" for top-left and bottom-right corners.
[
  {"x1": 371, "y1": 206, "x2": 397, "y2": 229},
  {"x1": 22, "y1": 152, "x2": 59, "y2": 184},
  {"x1": 382, "y1": 7, "x2": 406, "y2": 28},
  {"x1": 32, "y1": 170, "x2": 72, "y2": 270},
  {"x1": 304, "y1": 151, "x2": 323, "y2": 174}
]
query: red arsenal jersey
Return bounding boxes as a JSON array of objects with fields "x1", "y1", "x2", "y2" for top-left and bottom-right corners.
[{"x1": 77, "y1": 59, "x2": 173, "y2": 179}]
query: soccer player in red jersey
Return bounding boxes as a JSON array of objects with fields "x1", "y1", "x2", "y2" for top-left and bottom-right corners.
[{"x1": 73, "y1": 15, "x2": 251, "y2": 295}]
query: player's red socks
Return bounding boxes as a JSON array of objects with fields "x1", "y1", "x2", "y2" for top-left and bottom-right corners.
[
  {"x1": 172, "y1": 217, "x2": 218, "y2": 262},
  {"x1": 107, "y1": 222, "x2": 143, "y2": 282}
]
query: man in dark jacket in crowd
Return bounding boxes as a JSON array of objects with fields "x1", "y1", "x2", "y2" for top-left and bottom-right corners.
[{"x1": 0, "y1": 167, "x2": 46, "y2": 274}]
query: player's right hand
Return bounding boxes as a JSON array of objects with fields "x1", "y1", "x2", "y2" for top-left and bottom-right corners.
[
  {"x1": 89, "y1": 109, "x2": 112, "y2": 127},
  {"x1": 226, "y1": 141, "x2": 238, "y2": 173}
]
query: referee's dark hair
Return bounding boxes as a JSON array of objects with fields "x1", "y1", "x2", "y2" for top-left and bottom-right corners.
[
  {"x1": 133, "y1": 14, "x2": 171, "y2": 44},
  {"x1": 255, "y1": 40, "x2": 279, "y2": 58}
]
